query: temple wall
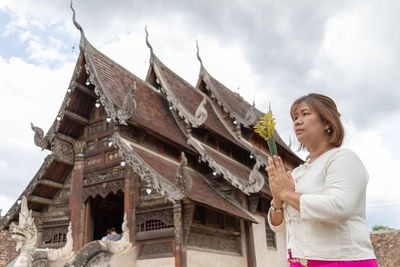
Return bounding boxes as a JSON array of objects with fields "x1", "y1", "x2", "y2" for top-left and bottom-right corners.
[
  {"x1": 252, "y1": 214, "x2": 288, "y2": 267},
  {"x1": 187, "y1": 249, "x2": 247, "y2": 267},
  {"x1": 136, "y1": 257, "x2": 174, "y2": 267},
  {"x1": 110, "y1": 248, "x2": 138, "y2": 266}
]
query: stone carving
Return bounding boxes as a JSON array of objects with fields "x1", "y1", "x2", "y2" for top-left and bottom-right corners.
[
  {"x1": 47, "y1": 222, "x2": 75, "y2": 261},
  {"x1": 65, "y1": 213, "x2": 134, "y2": 267},
  {"x1": 100, "y1": 213, "x2": 133, "y2": 255},
  {"x1": 187, "y1": 136, "x2": 264, "y2": 194},
  {"x1": 52, "y1": 138, "x2": 74, "y2": 165},
  {"x1": 111, "y1": 133, "x2": 184, "y2": 203},
  {"x1": 8, "y1": 196, "x2": 38, "y2": 267},
  {"x1": 117, "y1": 82, "x2": 137, "y2": 125}
]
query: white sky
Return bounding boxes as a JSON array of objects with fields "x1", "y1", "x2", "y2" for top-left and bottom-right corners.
[{"x1": 0, "y1": 0, "x2": 399, "y2": 229}]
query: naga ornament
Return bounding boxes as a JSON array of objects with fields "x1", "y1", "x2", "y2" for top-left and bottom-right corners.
[{"x1": 9, "y1": 196, "x2": 37, "y2": 267}]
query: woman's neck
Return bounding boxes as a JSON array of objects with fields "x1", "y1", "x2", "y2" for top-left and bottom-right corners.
[{"x1": 308, "y1": 142, "x2": 335, "y2": 163}]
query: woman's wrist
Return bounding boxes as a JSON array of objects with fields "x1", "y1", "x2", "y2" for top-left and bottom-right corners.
[{"x1": 271, "y1": 198, "x2": 283, "y2": 209}]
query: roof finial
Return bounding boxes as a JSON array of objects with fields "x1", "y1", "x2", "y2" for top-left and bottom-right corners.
[
  {"x1": 145, "y1": 25, "x2": 153, "y2": 54},
  {"x1": 196, "y1": 40, "x2": 203, "y2": 67},
  {"x1": 70, "y1": 0, "x2": 84, "y2": 36}
]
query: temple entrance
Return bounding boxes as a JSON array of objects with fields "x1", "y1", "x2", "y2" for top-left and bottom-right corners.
[{"x1": 85, "y1": 190, "x2": 124, "y2": 243}]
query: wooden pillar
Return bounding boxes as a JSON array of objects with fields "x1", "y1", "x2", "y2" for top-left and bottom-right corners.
[
  {"x1": 124, "y1": 168, "x2": 139, "y2": 245},
  {"x1": 245, "y1": 221, "x2": 256, "y2": 267},
  {"x1": 174, "y1": 201, "x2": 185, "y2": 267},
  {"x1": 70, "y1": 141, "x2": 86, "y2": 252},
  {"x1": 83, "y1": 198, "x2": 94, "y2": 245}
]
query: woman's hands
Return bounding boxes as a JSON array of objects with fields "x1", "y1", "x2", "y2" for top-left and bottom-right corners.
[{"x1": 267, "y1": 155, "x2": 295, "y2": 202}]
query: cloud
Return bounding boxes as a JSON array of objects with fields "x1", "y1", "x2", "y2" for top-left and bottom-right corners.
[
  {"x1": 0, "y1": 55, "x2": 74, "y2": 211},
  {"x1": 0, "y1": 195, "x2": 14, "y2": 216},
  {"x1": 343, "y1": 121, "x2": 400, "y2": 229},
  {"x1": 1, "y1": 0, "x2": 399, "y2": 229}
]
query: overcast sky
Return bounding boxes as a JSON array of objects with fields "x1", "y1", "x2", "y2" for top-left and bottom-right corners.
[{"x1": 0, "y1": 0, "x2": 399, "y2": 229}]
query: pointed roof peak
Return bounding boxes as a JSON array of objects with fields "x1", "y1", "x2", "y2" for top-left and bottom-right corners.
[
  {"x1": 145, "y1": 25, "x2": 154, "y2": 55},
  {"x1": 70, "y1": 0, "x2": 84, "y2": 37},
  {"x1": 196, "y1": 40, "x2": 203, "y2": 68}
]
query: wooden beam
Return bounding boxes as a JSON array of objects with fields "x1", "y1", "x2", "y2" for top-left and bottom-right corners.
[
  {"x1": 76, "y1": 83, "x2": 97, "y2": 98},
  {"x1": 29, "y1": 195, "x2": 53, "y2": 205},
  {"x1": 39, "y1": 179, "x2": 64, "y2": 189},
  {"x1": 64, "y1": 110, "x2": 89, "y2": 125},
  {"x1": 56, "y1": 133, "x2": 76, "y2": 145}
]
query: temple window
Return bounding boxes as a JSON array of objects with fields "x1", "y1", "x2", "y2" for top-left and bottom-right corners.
[
  {"x1": 265, "y1": 221, "x2": 276, "y2": 249},
  {"x1": 137, "y1": 219, "x2": 173, "y2": 232},
  {"x1": 44, "y1": 233, "x2": 66, "y2": 244}
]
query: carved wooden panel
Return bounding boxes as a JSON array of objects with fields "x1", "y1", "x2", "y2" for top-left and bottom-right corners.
[
  {"x1": 136, "y1": 209, "x2": 174, "y2": 227},
  {"x1": 52, "y1": 138, "x2": 74, "y2": 165},
  {"x1": 99, "y1": 136, "x2": 109, "y2": 149},
  {"x1": 39, "y1": 222, "x2": 69, "y2": 248},
  {"x1": 140, "y1": 240, "x2": 173, "y2": 257},
  {"x1": 85, "y1": 155, "x2": 102, "y2": 168},
  {"x1": 83, "y1": 167, "x2": 125, "y2": 186},
  {"x1": 187, "y1": 230, "x2": 241, "y2": 254},
  {"x1": 82, "y1": 179, "x2": 124, "y2": 201},
  {"x1": 105, "y1": 150, "x2": 121, "y2": 164},
  {"x1": 87, "y1": 140, "x2": 96, "y2": 152},
  {"x1": 88, "y1": 121, "x2": 106, "y2": 135}
]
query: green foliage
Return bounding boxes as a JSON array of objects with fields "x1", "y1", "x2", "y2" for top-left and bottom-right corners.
[{"x1": 372, "y1": 225, "x2": 395, "y2": 231}]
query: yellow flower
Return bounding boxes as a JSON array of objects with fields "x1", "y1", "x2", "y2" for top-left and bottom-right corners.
[{"x1": 254, "y1": 111, "x2": 276, "y2": 140}]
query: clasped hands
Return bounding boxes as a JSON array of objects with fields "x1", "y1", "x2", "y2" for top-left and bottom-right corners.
[{"x1": 267, "y1": 155, "x2": 295, "y2": 204}]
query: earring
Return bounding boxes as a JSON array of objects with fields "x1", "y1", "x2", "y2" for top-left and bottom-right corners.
[{"x1": 327, "y1": 129, "x2": 331, "y2": 133}]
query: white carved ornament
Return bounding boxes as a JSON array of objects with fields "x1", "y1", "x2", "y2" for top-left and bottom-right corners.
[
  {"x1": 8, "y1": 196, "x2": 37, "y2": 267},
  {"x1": 47, "y1": 222, "x2": 75, "y2": 262}
]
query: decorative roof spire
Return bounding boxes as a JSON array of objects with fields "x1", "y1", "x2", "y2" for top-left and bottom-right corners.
[
  {"x1": 145, "y1": 25, "x2": 154, "y2": 54},
  {"x1": 70, "y1": 0, "x2": 84, "y2": 36},
  {"x1": 196, "y1": 40, "x2": 203, "y2": 67}
]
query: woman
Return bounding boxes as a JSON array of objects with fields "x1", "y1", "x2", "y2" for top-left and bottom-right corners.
[{"x1": 267, "y1": 93, "x2": 377, "y2": 266}]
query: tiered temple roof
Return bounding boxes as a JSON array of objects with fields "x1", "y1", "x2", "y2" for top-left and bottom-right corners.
[{"x1": 0, "y1": 11, "x2": 302, "y2": 233}]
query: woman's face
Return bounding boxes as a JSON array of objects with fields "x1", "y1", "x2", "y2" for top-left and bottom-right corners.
[{"x1": 292, "y1": 102, "x2": 329, "y2": 148}]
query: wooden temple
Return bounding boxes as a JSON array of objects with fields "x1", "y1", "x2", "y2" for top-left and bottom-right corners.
[{"x1": 0, "y1": 6, "x2": 302, "y2": 267}]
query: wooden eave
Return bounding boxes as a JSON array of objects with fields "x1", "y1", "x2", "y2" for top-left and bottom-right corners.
[
  {"x1": 197, "y1": 66, "x2": 303, "y2": 166},
  {"x1": 113, "y1": 134, "x2": 257, "y2": 222},
  {"x1": 0, "y1": 155, "x2": 72, "y2": 230}
]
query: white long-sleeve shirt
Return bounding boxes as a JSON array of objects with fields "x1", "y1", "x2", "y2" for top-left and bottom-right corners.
[{"x1": 268, "y1": 147, "x2": 376, "y2": 260}]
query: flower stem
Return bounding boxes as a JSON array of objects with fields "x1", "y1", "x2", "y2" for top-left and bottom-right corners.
[{"x1": 267, "y1": 135, "x2": 278, "y2": 156}]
